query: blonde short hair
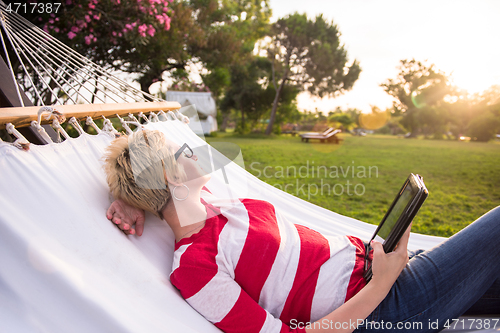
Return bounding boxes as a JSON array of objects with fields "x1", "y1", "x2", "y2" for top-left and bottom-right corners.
[{"x1": 103, "y1": 129, "x2": 186, "y2": 218}]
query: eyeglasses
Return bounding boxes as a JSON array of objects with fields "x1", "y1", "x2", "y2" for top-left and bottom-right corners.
[{"x1": 174, "y1": 143, "x2": 194, "y2": 160}]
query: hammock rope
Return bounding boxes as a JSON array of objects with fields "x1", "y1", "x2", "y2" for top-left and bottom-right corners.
[
  {"x1": 0, "y1": 0, "x2": 161, "y2": 107},
  {"x1": 30, "y1": 120, "x2": 54, "y2": 143},
  {"x1": 0, "y1": 17, "x2": 25, "y2": 106}
]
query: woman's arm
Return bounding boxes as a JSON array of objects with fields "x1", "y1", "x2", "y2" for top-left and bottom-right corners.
[
  {"x1": 170, "y1": 265, "x2": 307, "y2": 333},
  {"x1": 306, "y1": 224, "x2": 412, "y2": 333},
  {"x1": 106, "y1": 186, "x2": 213, "y2": 235},
  {"x1": 106, "y1": 199, "x2": 145, "y2": 235}
]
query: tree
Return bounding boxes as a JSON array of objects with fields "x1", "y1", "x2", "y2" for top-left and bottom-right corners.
[
  {"x1": 329, "y1": 113, "x2": 353, "y2": 129},
  {"x1": 264, "y1": 13, "x2": 360, "y2": 135},
  {"x1": 381, "y1": 59, "x2": 453, "y2": 136},
  {"x1": 464, "y1": 85, "x2": 500, "y2": 141},
  {"x1": 159, "y1": 0, "x2": 271, "y2": 96},
  {"x1": 467, "y1": 112, "x2": 500, "y2": 142},
  {"x1": 448, "y1": 97, "x2": 475, "y2": 139},
  {"x1": 25, "y1": 0, "x2": 271, "y2": 94},
  {"x1": 328, "y1": 107, "x2": 361, "y2": 131},
  {"x1": 471, "y1": 84, "x2": 500, "y2": 118},
  {"x1": 221, "y1": 57, "x2": 271, "y2": 133},
  {"x1": 221, "y1": 56, "x2": 299, "y2": 133}
]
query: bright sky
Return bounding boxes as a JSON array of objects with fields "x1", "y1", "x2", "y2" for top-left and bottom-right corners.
[{"x1": 269, "y1": 0, "x2": 500, "y2": 113}]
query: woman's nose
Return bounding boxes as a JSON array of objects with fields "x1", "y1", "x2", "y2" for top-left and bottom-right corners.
[{"x1": 192, "y1": 154, "x2": 198, "y2": 161}]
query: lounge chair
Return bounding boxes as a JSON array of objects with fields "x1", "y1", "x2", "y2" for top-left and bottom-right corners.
[
  {"x1": 300, "y1": 127, "x2": 335, "y2": 137},
  {"x1": 300, "y1": 128, "x2": 343, "y2": 143}
]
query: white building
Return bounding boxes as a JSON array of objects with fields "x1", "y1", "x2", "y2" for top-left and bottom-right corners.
[{"x1": 165, "y1": 91, "x2": 217, "y2": 135}]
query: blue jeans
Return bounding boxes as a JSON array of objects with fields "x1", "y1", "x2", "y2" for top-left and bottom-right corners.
[{"x1": 355, "y1": 206, "x2": 500, "y2": 333}]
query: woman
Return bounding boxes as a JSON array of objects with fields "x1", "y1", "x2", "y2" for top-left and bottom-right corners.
[{"x1": 103, "y1": 129, "x2": 500, "y2": 333}]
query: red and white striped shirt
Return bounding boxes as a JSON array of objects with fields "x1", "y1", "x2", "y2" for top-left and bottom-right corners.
[{"x1": 170, "y1": 191, "x2": 366, "y2": 333}]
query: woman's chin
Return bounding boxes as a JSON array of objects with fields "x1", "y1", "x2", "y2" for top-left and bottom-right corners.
[{"x1": 202, "y1": 173, "x2": 211, "y2": 183}]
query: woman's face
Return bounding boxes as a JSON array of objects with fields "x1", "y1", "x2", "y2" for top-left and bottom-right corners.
[{"x1": 165, "y1": 139, "x2": 211, "y2": 186}]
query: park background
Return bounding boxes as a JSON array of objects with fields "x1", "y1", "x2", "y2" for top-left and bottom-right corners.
[{"x1": 11, "y1": 0, "x2": 500, "y2": 236}]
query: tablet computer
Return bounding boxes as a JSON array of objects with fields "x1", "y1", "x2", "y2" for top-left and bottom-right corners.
[{"x1": 363, "y1": 173, "x2": 428, "y2": 282}]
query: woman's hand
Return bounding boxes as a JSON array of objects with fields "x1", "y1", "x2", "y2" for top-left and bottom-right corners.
[
  {"x1": 106, "y1": 199, "x2": 146, "y2": 236},
  {"x1": 370, "y1": 223, "x2": 412, "y2": 291},
  {"x1": 306, "y1": 224, "x2": 413, "y2": 333}
]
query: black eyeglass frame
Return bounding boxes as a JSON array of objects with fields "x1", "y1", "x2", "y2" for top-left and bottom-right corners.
[{"x1": 174, "y1": 143, "x2": 194, "y2": 160}]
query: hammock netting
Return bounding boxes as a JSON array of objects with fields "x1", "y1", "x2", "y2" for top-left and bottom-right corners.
[{"x1": 0, "y1": 0, "x2": 159, "y2": 107}]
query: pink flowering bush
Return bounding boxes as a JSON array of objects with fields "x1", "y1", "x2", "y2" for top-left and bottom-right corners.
[
  {"x1": 41, "y1": 0, "x2": 173, "y2": 64},
  {"x1": 29, "y1": 0, "x2": 271, "y2": 96}
]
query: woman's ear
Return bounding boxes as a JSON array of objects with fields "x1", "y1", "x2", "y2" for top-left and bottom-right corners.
[{"x1": 164, "y1": 170, "x2": 183, "y2": 187}]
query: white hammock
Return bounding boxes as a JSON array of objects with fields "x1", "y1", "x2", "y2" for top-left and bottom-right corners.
[
  {"x1": 0, "y1": 116, "x2": 445, "y2": 333},
  {"x1": 0, "y1": 2, "x2": 449, "y2": 332}
]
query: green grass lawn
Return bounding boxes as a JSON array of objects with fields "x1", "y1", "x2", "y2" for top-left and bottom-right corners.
[{"x1": 207, "y1": 133, "x2": 500, "y2": 237}]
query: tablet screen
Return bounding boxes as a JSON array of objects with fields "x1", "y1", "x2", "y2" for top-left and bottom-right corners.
[{"x1": 374, "y1": 182, "x2": 416, "y2": 243}]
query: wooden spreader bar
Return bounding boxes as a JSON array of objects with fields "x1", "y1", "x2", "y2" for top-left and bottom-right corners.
[{"x1": 0, "y1": 101, "x2": 182, "y2": 127}]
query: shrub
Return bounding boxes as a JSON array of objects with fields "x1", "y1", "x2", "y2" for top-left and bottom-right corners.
[{"x1": 467, "y1": 112, "x2": 500, "y2": 142}]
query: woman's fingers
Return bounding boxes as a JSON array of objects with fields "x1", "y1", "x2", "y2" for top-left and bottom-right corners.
[
  {"x1": 371, "y1": 240, "x2": 385, "y2": 261},
  {"x1": 371, "y1": 225, "x2": 411, "y2": 284},
  {"x1": 110, "y1": 214, "x2": 135, "y2": 235},
  {"x1": 119, "y1": 222, "x2": 134, "y2": 235},
  {"x1": 112, "y1": 216, "x2": 128, "y2": 231},
  {"x1": 395, "y1": 223, "x2": 412, "y2": 254},
  {"x1": 106, "y1": 205, "x2": 116, "y2": 220},
  {"x1": 135, "y1": 214, "x2": 145, "y2": 236},
  {"x1": 107, "y1": 199, "x2": 144, "y2": 236}
]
